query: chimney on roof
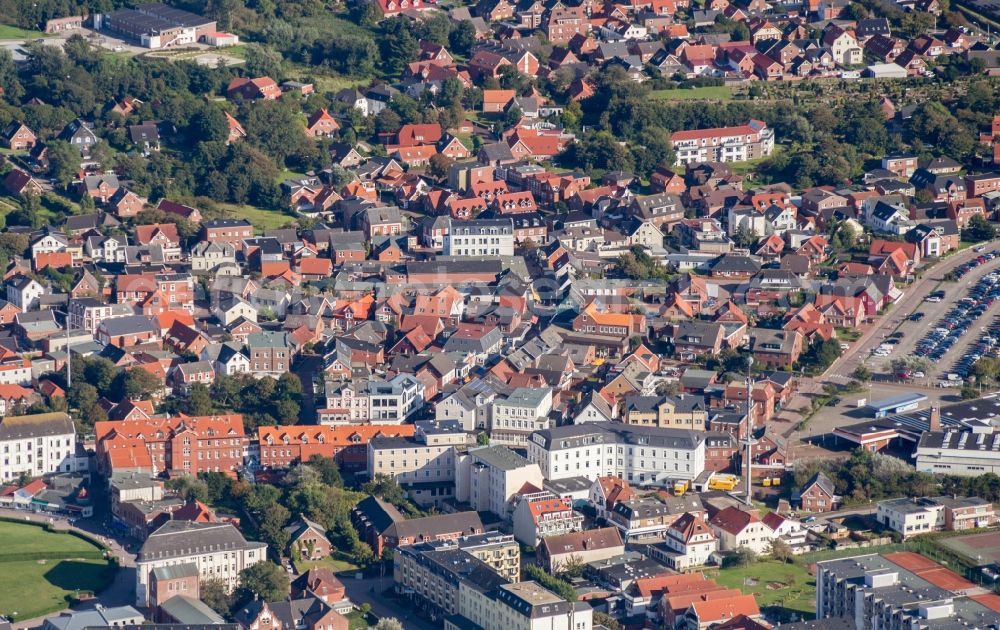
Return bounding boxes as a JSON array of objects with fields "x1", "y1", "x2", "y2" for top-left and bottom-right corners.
[{"x1": 929, "y1": 406, "x2": 941, "y2": 432}]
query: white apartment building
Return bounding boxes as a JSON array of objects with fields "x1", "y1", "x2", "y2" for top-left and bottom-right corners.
[
  {"x1": 876, "y1": 498, "x2": 944, "y2": 540},
  {"x1": 449, "y1": 580, "x2": 593, "y2": 630},
  {"x1": 526, "y1": 423, "x2": 707, "y2": 486},
  {"x1": 368, "y1": 421, "x2": 472, "y2": 506},
  {"x1": 321, "y1": 381, "x2": 371, "y2": 424},
  {"x1": 0, "y1": 412, "x2": 86, "y2": 482},
  {"x1": 511, "y1": 493, "x2": 583, "y2": 547},
  {"x1": 816, "y1": 553, "x2": 1000, "y2": 630},
  {"x1": 135, "y1": 521, "x2": 267, "y2": 606},
  {"x1": 68, "y1": 297, "x2": 134, "y2": 334},
  {"x1": 876, "y1": 496, "x2": 996, "y2": 539},
  {"x1": 670, "y1": 120, "x2": 775, "y2": 166},
  {"x1": 435, "y1": 378, "x2": 498, "y2": 431},
  {"x1": 455, "y1": 445, "x2": 544, "y2": 519},
  {"x1": 367, "y1": 374, "x2": 424, "y2": 424},
  {"x1": 444, "y1": 218, "x2": 515, "y2": 257},
  {"x1": 490, "y1": 387, "x2": 553, "y2": 446},
  {"x1": 6, "y1": 276, "x2": 46, "y2": 311}
]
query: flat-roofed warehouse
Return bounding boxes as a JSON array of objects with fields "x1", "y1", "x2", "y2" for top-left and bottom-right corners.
[{"x1": 101, "y1": 3, "x2": 216, "y2": 49}]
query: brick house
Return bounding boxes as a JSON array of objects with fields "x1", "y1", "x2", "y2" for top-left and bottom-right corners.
[
  {"x1": 285, "y1": 517, "x2": 332, "y2": 560},
  {"x1": 798, "y1": 471, "x2": 840, "y2": 512}
]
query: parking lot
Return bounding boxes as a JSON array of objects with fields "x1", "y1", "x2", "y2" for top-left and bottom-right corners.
[{"x1": 855, "y1": 248, "x2": 1000, "y2": 383}]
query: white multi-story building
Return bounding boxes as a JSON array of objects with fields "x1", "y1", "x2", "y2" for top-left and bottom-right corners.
[
  {"x1": 444, "y1": 218, "x2": 515, "y2": 257},
  {"x1": 135, "y1": 521, "x2": 267, "y2": 606},
  {"x1": 321, "y1": 381, "x2": 372, "y2": 425},
  {"x1": 816, "y1": 553, "x2": 1000, "y2": 630},
  {"x1": 6, "y1": 276, "x2": 46, "y2": 311},
  {"x1": 670, "y1": 120, "x2": 774, "y2": 166},
  {"x1": 655, "y1": 512, "x2": 718, "y2": 571},
  {"x1": 0, "y1": 412, "x2": 86, "y2": 482},
  {"x1": 367, "y1": 374, "x2": 425, "y2": 424},
  {"x1": 455, "y1": 445, "x2": 544, "y2": 519},
  {"x1": 449, "y1": 580, "x2": 593, "y2": 630},
  {"x1": 526, "y1": 423, "x2": 707, "y2": 486},
  {"x1": 368, "y1": 421, "x2": 472, "y2": 506},
  {"x1": 68, "y1": 297, "x2": 134, "y2": 334},
  {"x1": 511, "y1": 493, "x2": 583, "y2": 546},
  {"x1": 490, "y1": 388, "x2": 553, "y2": 446},
  {"x1": 435, "y1": 378, "x2": 498, "y2": 431}
]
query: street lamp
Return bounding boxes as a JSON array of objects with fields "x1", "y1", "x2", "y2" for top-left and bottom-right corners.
[{"x1": 745, "y1": 356, "x2": 754, "y2": 507}]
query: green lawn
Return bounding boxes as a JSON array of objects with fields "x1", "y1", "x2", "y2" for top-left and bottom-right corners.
[
  {"x1": 650, "y1": 86, "x2": 733, "y2": 101},
  {"x1": 0, "y1": 24, "x2": 48, "y2": 39},
  {"x1": 710, "y1": 560, "x2": 815, "y2": 621},
  {"x1": 277, "y1": 168, "x2": 308, "y2": 184},
  {"x1": 209, "y1": 201, "x2": 296, "y2": 232},
  {"x1": 295, "y1": 553, "x2": 361, "y2": 575},
  {"x1": 0, "y1": 521, "x2": 116, "y2": 620},
  {"x1": 345, "y1": 610, "x2": 375, "y2": 629}
]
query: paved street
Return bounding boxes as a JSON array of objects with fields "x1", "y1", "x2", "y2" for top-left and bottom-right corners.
[{"x1": 340, "y1": 576, "x2": 439, "y2": 630}]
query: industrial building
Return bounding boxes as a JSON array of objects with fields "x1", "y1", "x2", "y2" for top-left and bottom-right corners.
[{"x1": 101, "y1": 3, "x2": 217, "y2": 49}]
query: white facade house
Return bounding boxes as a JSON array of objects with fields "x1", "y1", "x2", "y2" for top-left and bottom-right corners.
[
  {"x1": 708, "y1": 507, "x2": 775, "y2": 555},
  {"x1": 526, "y1": 423, "x2": 707, "y2": 486},
  {"x1": 367, "y1": 421, "x2": 470, "y2": 489},
  {"x1": 876, "y1": 497, "x2": 944, "y2": 539},
  {"x1": 444, "y1": 218, "x2": 515, "y2": 257},
  {"x1": 455, "y1": 445, "x2": 544, "y2": 519},
  {"x1": 451, "y1": 580, "x2": 592, "y2": 630},
  {"x1": 511, "y1": 493, "x2": 583, "y2": 546},
  {"x1": 367, "y1": 374, "x2": 424, "y2": 424},
  {"x1": 435, "y1": 379, "x2": 497, "y2": 431},
  {"x1": 490, "y1": 387, "x2": 553, "y2": 446},
  {"x1": 6, "y1": 276, "x2": 46, "y2": 311},
  {"x1": 658, "y1": 513, "x2": 718, "y2": 571},
  {"x1": 135, "y1": 521, "x2": 267, "y2": 606},
  {"x1": 0, "y1": 412, "x2": 86, "y2": 483},
  {"x1": 68, "y1": 297, "x2": 134, "y2": 334}
]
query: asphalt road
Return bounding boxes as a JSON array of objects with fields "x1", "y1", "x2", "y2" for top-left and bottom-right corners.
[{"x1": 340, "y1": 576, "x2": 439, "y2": 630}]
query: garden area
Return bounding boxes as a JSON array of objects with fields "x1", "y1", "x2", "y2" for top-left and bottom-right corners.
[
  {"x1": 0, "y1": 520, "x2": 116, "y2": 621},
  {"x1": 293, "y1": 552, "x2": 362, "y2": 576},
  {"x1": 711, "y1": 560, "x2": 815, "y2": 622}
]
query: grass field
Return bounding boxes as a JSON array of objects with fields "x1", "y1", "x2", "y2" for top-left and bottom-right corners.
[
  {"x1": 650, "y1": 86, "x2": 733, "y2": 101},
  {"x1": 295, "y1": 553, "x2": 361, "y2": 575},
  {"x1": 345, "y1": 610, "x2": 375, "y2": 629},
  {"x1": 711, "y1": 560, "x2": 815, "y2": 621},
  {"x1": 0, "y1": 521, "x2": 115, "y2": 620},
  {"x1": 210, "y1": 201, "x2": 296, "y2": 232},
  {"x1": 0, "y1": 24, "x2": 48, "y2": 39}
]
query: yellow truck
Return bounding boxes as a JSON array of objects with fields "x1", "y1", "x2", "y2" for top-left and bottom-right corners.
[
  {"x1": 674, "y1": 480, "x2": 690, "y2": 496},
  {"x1": 707, "y1": 474, "x2": 739, "y2": 491}
]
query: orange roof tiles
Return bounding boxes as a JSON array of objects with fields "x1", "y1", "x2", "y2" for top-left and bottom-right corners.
[{"x1": 690, "y1": 594, "x2": 760, "y2": 622}]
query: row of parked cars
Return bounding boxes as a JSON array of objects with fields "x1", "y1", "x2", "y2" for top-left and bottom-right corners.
[
  {"x1": 915, "y1": 263, "x2": 1000, "y2": 365},
  {"x1": 951, "y1": 312, "x2": 1000, "y2": 379},
  {"x1": 952, "y1": 247, "x2": 999, "y2": 280}
]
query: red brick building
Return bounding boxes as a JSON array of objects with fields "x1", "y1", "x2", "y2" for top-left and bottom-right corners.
[{"x1": 95, "y1": 414, "x2": 247, "y2": 478}]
